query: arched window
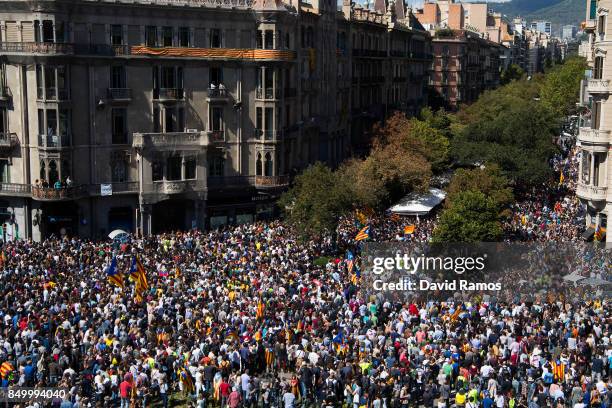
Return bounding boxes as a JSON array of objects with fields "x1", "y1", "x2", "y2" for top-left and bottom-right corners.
[
  {"x1": 256, "y1": 153, "x2": 262, "y2": 176},
  {"x1": 40, "y1": 160, "x2": 46, "y2": 182},
  {"x1": 264, "y1": 152, "x2": 273, "y2": 176},
  {"x1": 48, "y1": 160, "x2": 58, "y2": 185}
]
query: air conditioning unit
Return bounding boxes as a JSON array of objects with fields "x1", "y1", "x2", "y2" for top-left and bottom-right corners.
[{"x1": 186, "y1": 128, "x2": 198, "y2": 133}]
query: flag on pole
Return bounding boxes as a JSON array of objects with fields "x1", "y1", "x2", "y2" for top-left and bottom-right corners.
[
  {"x1": 130, "y1": 256, "x2": 149, "y2": 292},
  {"x1": 355, "y1": 226, "x2": 370, "y2": 241},
  {"x1": 106, "y1": 256, "x2": 124, "y2": 289},
  {"x1": 346, "y1": 251, "x2": 355, "y2": 274}
]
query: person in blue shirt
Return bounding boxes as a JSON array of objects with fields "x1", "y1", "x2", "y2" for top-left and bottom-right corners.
[{"x1": 482, "y1": 392, "x2": 494, "y2": 408}]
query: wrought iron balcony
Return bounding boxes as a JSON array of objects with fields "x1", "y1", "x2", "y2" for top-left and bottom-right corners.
[
  {"x1": 154, "y1": 88, "x2": 184, "y2": 101},
  {"x1": 578, "y1": 127, "x2": 611, "y2": 145},
  {"x1": 207, "y1": 87, "x2": 230, "y2": 102},
  {"x1": 38, "y1": 133, "x2": 71, "y2": 149},
  {"x1": 107, "y1": 88, "x2": 132, "y2": 101}
]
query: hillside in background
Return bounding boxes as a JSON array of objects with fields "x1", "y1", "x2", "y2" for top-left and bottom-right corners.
[{"x1": 488, "y1": 0, "x2": 584, "y2": 35}]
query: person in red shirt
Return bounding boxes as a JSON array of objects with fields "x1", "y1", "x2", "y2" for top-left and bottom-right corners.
[
  {"x1": 228, "y1": 387, "x2": 241, "y2": 408},
  {"x1": 119, "y1": 379, "x2": 132, "y2": 408},
  {"x1": 219, "y1": 378, "x2": 231, "y2": 407}
]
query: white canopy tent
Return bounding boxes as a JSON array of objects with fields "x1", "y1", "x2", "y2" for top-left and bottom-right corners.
[{"x1": 388, "y1": 188, "x2": 447, "y2": 216}]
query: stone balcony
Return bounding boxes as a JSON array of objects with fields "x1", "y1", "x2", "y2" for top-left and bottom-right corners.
[
  {"x1": 587, "y1": 79, "x2": 611, "y2": 94},
  {"x1": 578, "y1": 127, "x2": 611, "y2": 145},
  {"x1": 152, "y1": 180, "x2": 205, "y2": 195},
  {"x1": 576, "y1": 182, "x2": 608, "y2": 202},
  {"x1": 133, "y1": 131, "x2": 208, "y2": 150}
]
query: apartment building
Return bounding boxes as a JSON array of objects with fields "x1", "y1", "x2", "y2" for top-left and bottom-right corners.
[
  {"x1": 429, "y1": 29, "x2": 501, "y2": 108},
  {"x1": 530, "y1": 20, "x2": 552, "y2": 36},
  {"x1": 577, "y1": 0, "x2": 611, "y2": 242},
  {"x1": 0, "y1": 0, "x2": 432, "y2": 240}
]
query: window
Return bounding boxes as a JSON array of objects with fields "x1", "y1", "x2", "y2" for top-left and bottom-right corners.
[
  {"x1": 594, "y1": 56, "x2": 604, "y2": 79},
  {"x1": 594, "y1": 153, "x2": 605, "y2": 186},
  {"x1": 179, "y1": 27, "x2": 190, "y2": 47},
  {"x1": 210, "y1": 29, "x2": 221, "y2": 48},
  {"x1": 42, "y1": 20, "x2": 54, "y2": 43},
  {"x1": 185, "y1": 157, "x2": 196, "y2": 179},
  {"x1": 256, "y1": 107, "x2": 263, "y2": 135},
  {"x1": 256, "y1": 30, "x2": 263, "y2": 49},
  {"x1": 111, "y1": 66, "x2": 126, "y2": 88},
  {"x1": 264, "y1": 152, "x2": 273, "y2": 176},
  {"x1": 166, "y1": 155, "x2": 182, "y2": 181},
  {"x1": 0, "y1": 160, "x2": 9, "y2": 183},
  {"x1": 153, "y1": 107, "x2": 160, "y2": 133},
  {"x1": 209, "y1": 155, "x2": 224, "y2": 177},
  {"x1": 256, "y1": 153, "x2": 262, "y2": 176},
  {"x1": 582, "y1": 153, "x2": 591, "y2": 184},
  {"x1": 210, "y1": 107, "x2": 223, "y2": 131},
  {"x1": 152, "y1": 161, "x2": 163, "y2": 181},
  {"x1": 145, "y1": 26, "x2": 157, "y2": 47},
  {"x1": 593, "y1": 101, "x2": 602, "y2": 129},
  {"x1": 209, "y1": 67, "x2": 223, "y2": 86},
  {"x1": 264, "y1": 30, "x2": 274, "y2": 49},
  {"x1": 162, "y1": 27, "x2": 173, "y2": 47},
  {"x1": 598, "y1": 15, "x2": 606, "y2": 37},
  {"x1": 0, "y1": 108, "x2": 6, "y2": 135},
  {"x1": 112, "y1": 160, "x2": 127, "y2": 182},
  {"x1": 110, "y1": 25, "x2": 123, "y2": 45},
  {"x1": 111, "y1": 108, "x2": 127, "y2": 144}
]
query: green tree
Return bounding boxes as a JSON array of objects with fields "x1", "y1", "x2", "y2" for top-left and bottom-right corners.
[
  {"x1": 451, "y1": 84, "x2": 558, "y2": 187},
  {"x1": 540, "y1": 56, "x2": 587, "y2": 118},
  {"x1": 432, "y1": 190, "x2": 503, "y2": 243},
  {"x1": 500, "y1": 64, "x2": 525, "y2": 85},
  {"x1": 279, "y1": 162, "x2": 352, "y2": 237},
  {"x1": 408, "y1": 119, "x2": 450, "y2": 172},
  {"x1": 446, "y1": 165, "x2": 514, "y2": 208}
]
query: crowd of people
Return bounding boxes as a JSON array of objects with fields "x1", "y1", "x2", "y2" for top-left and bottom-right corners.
[{"x1": 0, "y1": 124, "x2": 608, "y2": 408}]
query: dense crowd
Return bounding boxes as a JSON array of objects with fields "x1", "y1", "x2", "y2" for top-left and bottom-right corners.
[{"x1": 0, "y1": 125, "x2": 608, "y2": 408}]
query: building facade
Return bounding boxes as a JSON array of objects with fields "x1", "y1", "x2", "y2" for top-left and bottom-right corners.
[
  {"x1": 0, "y1": 0, "x2": 432, "y2": 240},
  {"x1": 576, "y1": 0, "x2": 611, "y2": 243},
  {"x1": 429, "y1": 30, "x2": 501, "y2": 108},
  {"x1": 530, "y1": 20, "x2": 552, "y2": 36}
]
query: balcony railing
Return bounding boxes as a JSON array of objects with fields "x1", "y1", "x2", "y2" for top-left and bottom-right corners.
[
  {"x1": 579, "y1": 127, "x2": 611, "y2": 144},
  {"x1": 255, "y1": 87, "x2": 280, "y2": 100},
  {"x1": 207, "y1": 88, "x2": 229, "y2": 100},
  {"x1": 89, "y1": 182, "x2": 139, "y2": 195},
  {"x1": 154, "y1": 88, "x2": 184, "y2": 101},
  {"x1": 255, "y1": 129, "x2": 281, "y2": 141},
  {"x1": 352, "y1": 49, "x2": 387, "y2": 58},
  {"x1": 37, "y1": 87, "x2": 70, "y2": 101},
  {"x1": 207, "y1": 175, "x2": 289, "y2": 189},
  {"x1": 587, "y1": 79, "x2": 611, "y2": 94},
  {"x1": 38, "y1": 134, "x2": 71, "y2": 149},
  {"x1": 576, "y1": 182, "x2": 608, "y2": 201},
  {"x1": 0, "y1": 42, "x2": 74, "y2": 54},
  {"x1": 207, "y1": 130, "x2": 225, "y2": 143},
  {"x1": 153, "y1": 180, "x2": 202, "y2": 194},
  {"x1": 254, "y1": 175, "x2": 289, "y2": 188},
  {"x1": 108, "y1": 88, "x2": 132, "y2": 101},
  {"x1": 31, "y1": 185, "x2": 88, "y2": 201},
  {"x1": 0, "y1": 183, "x2": 31, "y2": 196},
  {"x1": 133, "y1": 131, "x2": 208, "y2": 149},
  {"x1": 74, "y1": 44, "x2": 130, "y2": 56}
]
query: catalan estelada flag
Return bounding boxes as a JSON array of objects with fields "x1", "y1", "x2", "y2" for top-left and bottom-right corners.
[
  {"x1": 178, "y1": 365, "x2": 195, "y2": 393},
  {"x1": 346, "y1": 251, "x2": 355, "y2": 274},
  {"x1": 404, "y1": 225, "x2": 416, "y2": 235},
  {"x1": 106, "y1": 257, "x2": 124, "y2": 290},
  {"x1": 355, "y1": 225, "x2": 370, "y2": 241},
  {"x1": 130, "y1": 256, "x2": 149, "y2": 292},
  {"x1": 0, "y1": 361, "x2": 13, "y2": 378}
]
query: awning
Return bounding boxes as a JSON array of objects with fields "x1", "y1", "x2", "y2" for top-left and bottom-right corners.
[{"x1": 388, "y1": 188, "x2": 447, "y2": 216}]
